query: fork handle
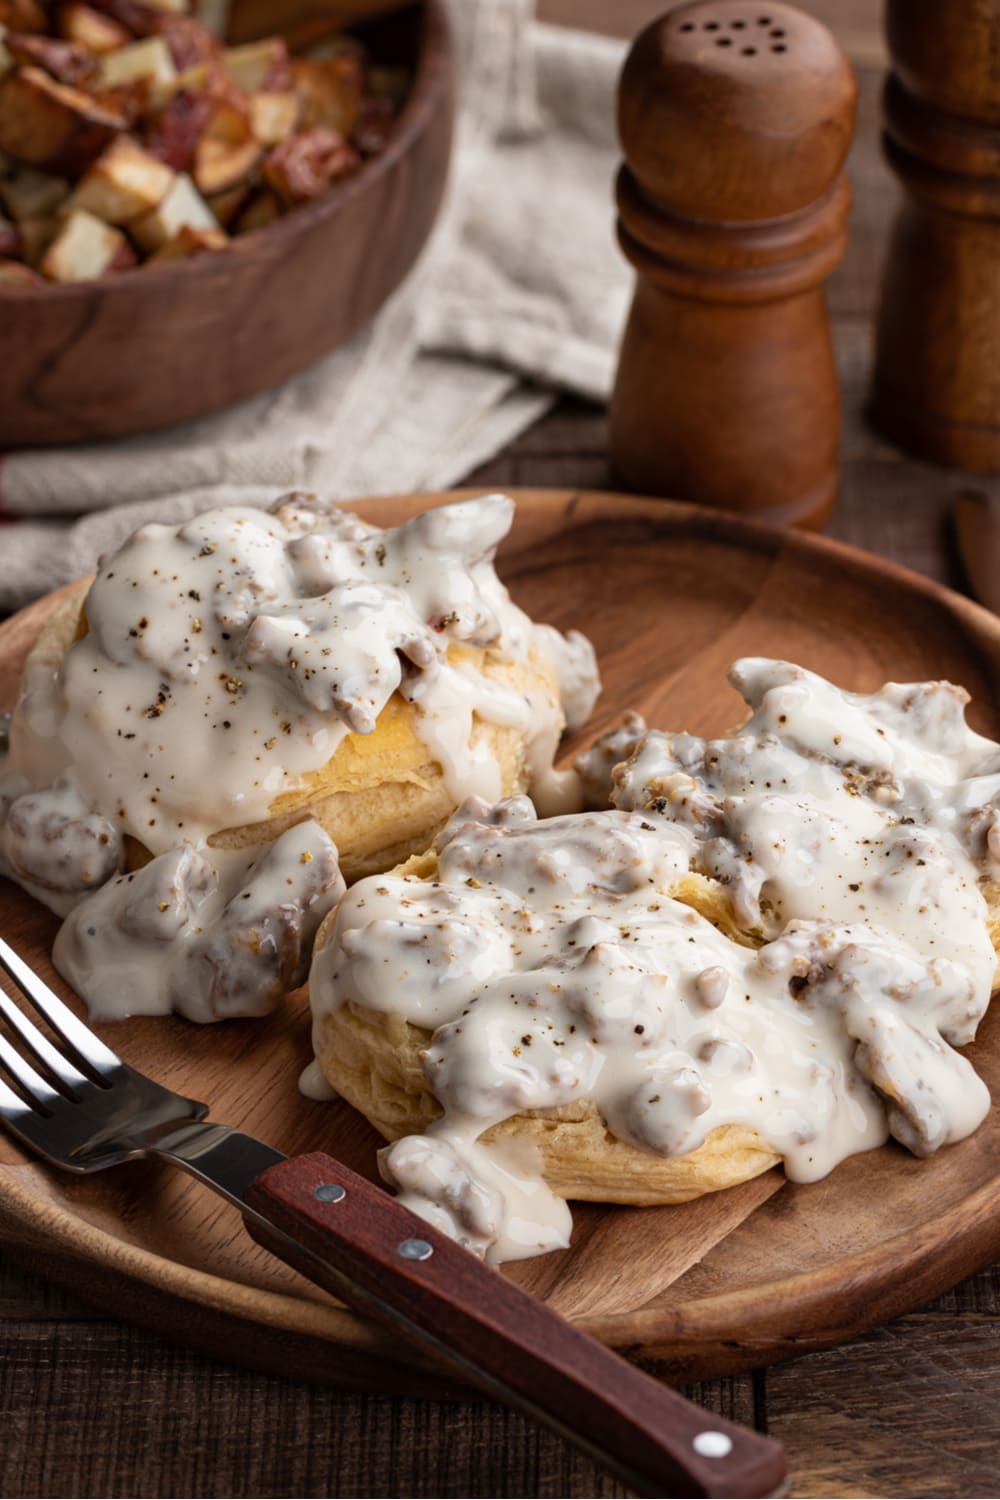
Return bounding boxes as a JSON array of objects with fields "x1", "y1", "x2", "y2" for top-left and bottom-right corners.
[{"x1": 244, "y1": 1151, "x2": 787, "y2": 1499}]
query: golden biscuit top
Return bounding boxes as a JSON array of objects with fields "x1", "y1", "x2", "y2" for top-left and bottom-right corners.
[
  {"x1": 310, "y1": 660, "x2": 1000, "y2": 1262},
  {"x1": 0, "y1": 492, "x2": 599, "y2": 1023}
]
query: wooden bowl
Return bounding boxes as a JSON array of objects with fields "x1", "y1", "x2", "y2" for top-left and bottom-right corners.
[{"x1": 0, "y1": 2, "x2": 454, "y2": 448}]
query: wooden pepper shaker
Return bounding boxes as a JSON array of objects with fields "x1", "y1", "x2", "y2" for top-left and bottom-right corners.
[
  {"x1": 871, "y1": 0, "x2": 1000, "y2": 473},
  {"x1": 609, "y1": 1, "x2": 856, "y2": 529}
]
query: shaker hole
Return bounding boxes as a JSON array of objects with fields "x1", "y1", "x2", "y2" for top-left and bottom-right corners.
[
  {"x1": 770, "y1": 28, "x2": 785, "y2": 36},
  {"x1": 741, "y1": 46, "x2": 757, "y2": 55},
  {"x1": 716, "y1": 36, "x2": 732, "y2": 46},
  {"x1": 757, "y1": 14, "x2": 772, "y2": 23},
  {"x1": 681, "y1": 21, "x2": 695, "y2": 29},
  {"x1": 730, "y1": 18, "x2": 746, "y2": 26},
  {"x1": 705, "y1": 21, "x2": 720, "y2": 29},
  {"x1": 771, "y1": 42, "x2": 786, "y2": 51}
]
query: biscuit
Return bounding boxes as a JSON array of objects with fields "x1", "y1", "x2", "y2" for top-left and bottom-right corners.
[
  {"x1": 26, "y1": 584, "x2": 562, "y2": 883},
  {"x1": 311, "y1": 854, "x2": 781, "y2": 1206}
]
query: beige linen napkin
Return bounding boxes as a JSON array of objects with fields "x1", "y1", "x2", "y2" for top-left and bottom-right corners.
[{"x1": 0, "y1": 1, "x2": 629, "y2": 611}]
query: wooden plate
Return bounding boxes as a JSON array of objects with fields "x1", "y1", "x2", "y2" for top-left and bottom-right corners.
[{"x1": 4, "y1": 487, "x2": 1000, "y2": 1395}]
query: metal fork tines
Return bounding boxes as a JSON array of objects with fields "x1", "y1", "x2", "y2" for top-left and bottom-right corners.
[{"x1": 0, "y1": 937, "x2": 282, "y2": 1200}]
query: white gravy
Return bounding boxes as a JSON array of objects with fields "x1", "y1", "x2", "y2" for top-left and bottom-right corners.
[
  {"x1": 0, "y1": 493, "x2": 599, "y2": 1022},
  {"x1": 309, "y1": 659, "x2": 1000, "y2": 1263}
]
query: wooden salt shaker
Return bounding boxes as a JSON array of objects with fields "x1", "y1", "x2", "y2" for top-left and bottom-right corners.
[
  {"x1": 871, "y1": 1, "x2": 1000, "y2": 473},
  {"x1": 609, "y1": 1, "x2": 856, "y2": 529}
]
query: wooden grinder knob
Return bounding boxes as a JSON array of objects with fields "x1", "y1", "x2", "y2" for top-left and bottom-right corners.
[
  {"x1": 609, "y1": 1, "x2": 857, "y2": 528},
  {"x1": 871, "y1": 0, "x2": 1000, "y2": 473}
]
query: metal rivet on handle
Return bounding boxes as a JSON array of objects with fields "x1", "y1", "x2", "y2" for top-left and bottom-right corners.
[
  {"x1": 398, "y1": 1238, "x2": 434, "y2": 1261},
  {"x1": 314, "y1": 1182, "x2": 346, "y2": 1203},
  {"x1": 692, "y1": 1432, "x2": 733, "y2": 1459}
]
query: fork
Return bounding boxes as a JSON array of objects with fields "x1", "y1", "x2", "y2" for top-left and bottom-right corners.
[{"x1": 0, "y1": 936, "x2": 787, "y2": 1500}]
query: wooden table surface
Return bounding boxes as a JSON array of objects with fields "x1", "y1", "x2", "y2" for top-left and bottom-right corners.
[{"x1": 4, "y1": 3, "x2": 1000, "y2": 1498}]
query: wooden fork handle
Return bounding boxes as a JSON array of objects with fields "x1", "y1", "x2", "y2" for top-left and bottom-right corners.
[{"x1": 244, "y1": 1151, "x2": 787, "y2": 1499}]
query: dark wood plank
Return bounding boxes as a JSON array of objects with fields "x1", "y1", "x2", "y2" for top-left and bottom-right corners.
[
  {"x1": 767, "y1": 1312, "x2": 1000, "y2": 1500},
  {"x1": 0, "y1": 1305, "x2": 630, "y2": 1499}
]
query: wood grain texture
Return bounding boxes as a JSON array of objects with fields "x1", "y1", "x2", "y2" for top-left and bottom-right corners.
[
  {"x1": 7, "y1": 488, "x2": 1000, "y2": 1425},
  {"x1": 246, "y1": 1153, "x2": 787, "y2": 1498},
  {"x1": 608, "y1": 3, "x2": 855, "y2": 528},
  {"x1": 0, "y1": 2, "x2": 454, "y2": 447}
]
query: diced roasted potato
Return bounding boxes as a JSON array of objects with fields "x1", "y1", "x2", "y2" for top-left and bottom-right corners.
[
  {"x1": 204, "y1": 90, "x2": 251, "y2": 144},
  {"x1": 222, "y1": 37, "x2": 289, "y2": 93},
  {"x1": 0, "y1": 0, "x2": 47, "y2": 34},
  {"x1": 87, "y1": 1, "x2": 161, "y2": 37},
  {"x1": 0, "y1": 164, "x2": 69, "y2": 220},
  {"x1": 40, "y1": 205, "x2": 136, "y2": 279},
  {"x1": 193, "y1": 0, "x2": 229, "y2": 35},
  {"x1": 0, "y1": 66, "x2": 126, "y2": 174},
  {"x1": 145, "y1": 85, "x2": 212, "y2": 169},
  {"x1": 248, "y1": 89, "x2": 299, "y2": 148},
  {"x1": 301, "y1": 35, "x2": 364, "y2": 63},
  {"x1": 0, "y1": 255, "x2": 43, "y2": 283},
  {"x1": 99, "y1": 34, "x2": 175, "y2": 89},
  {"x1": 0, "y1": 0, "x2": 399, "y2": 280},
  {"x1": 292, "y1": 55, "x2": 362, "y2": 137},
  {"x1": 232, "y1": 182, "x2": 278, "y2": 233},
  {"x1": 5, "y1": 32, "x2": 100, "y2": 86},
  {"x1": 130, "y1": 166, "x2": 216, "y2": 249},
  {"x1": 149, "y1": 220, "x2": 225, "y2": 259},
  {"x1": 0, "y1": 207, "x2": 18, "y2": 254},
  {"x1": 146, "y1": 55, "x2": 208, "y2": 106},
  {"x1": 17, "y1": 210, "x2": 59, "y2": 264},
  {"x1": 193, "y1": 131, "x2": 257, "y2": 196},
  {"x1": 58, "y1": 4, "x2": 132, "y2": 54},
  {"x1": 205, "y1": 177, "x2": 247, "y2": 225},
  {"x1": 156, "y1": 13, "x2": 218, "y2": 71},
  {"x1": 262, "y1": 126, "x2": 358, "y2": 207},
  {"x1": 70, "y1": 133, "x2": 173, "y2": 222}
]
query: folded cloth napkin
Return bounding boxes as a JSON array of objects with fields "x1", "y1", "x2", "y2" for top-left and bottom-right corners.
[{"x1": 0, "y1": 0, "x2": 629, "y2": 612}]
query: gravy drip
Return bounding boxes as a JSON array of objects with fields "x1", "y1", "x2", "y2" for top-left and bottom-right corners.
[
  {"x1": 310, "y1": 752, "x2": 995, "y2": 1261},
  {"x1": 0, "y1": 493, "x2": 598, "y2": 1021}
]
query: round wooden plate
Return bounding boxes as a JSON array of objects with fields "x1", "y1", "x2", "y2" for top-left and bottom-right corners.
[{"x1": 4, "y1": 487, "x2": 1000, "y2": 1396}]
